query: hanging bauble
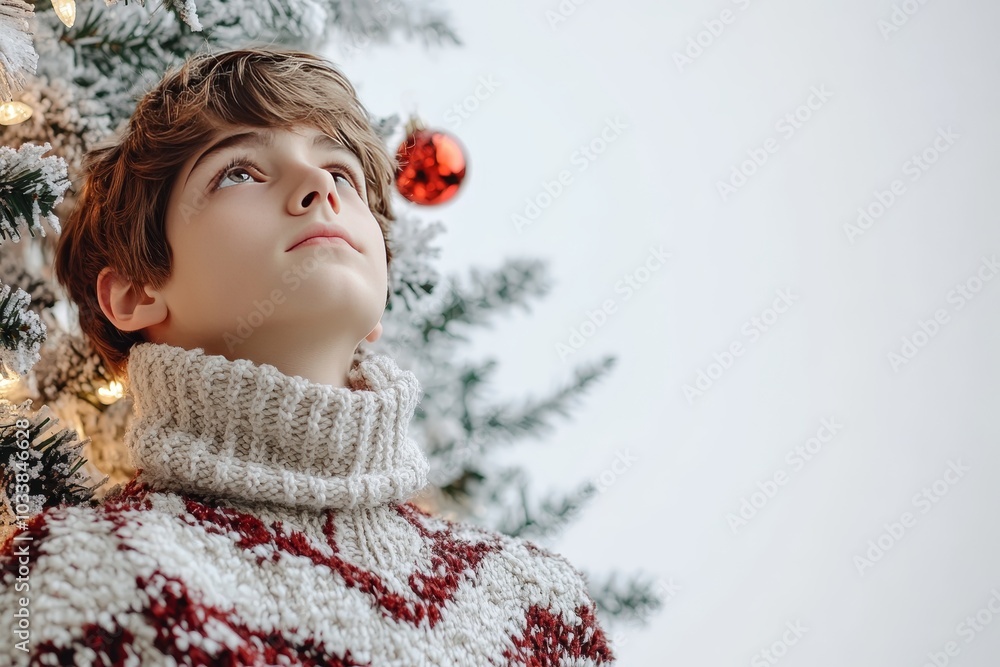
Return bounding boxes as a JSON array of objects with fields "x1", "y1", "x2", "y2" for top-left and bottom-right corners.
[{"x1": 394, "y1": 114, "x2": 467, "y2": 206}]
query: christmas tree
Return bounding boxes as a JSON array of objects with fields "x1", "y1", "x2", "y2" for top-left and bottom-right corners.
[{"x1": 0, "y1": 0, "x2": 664, "y2": 631}]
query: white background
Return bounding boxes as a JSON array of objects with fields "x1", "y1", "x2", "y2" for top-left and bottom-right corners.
[{"x1": 328, "y1": 1, "x2": 1000, "y2": 665}]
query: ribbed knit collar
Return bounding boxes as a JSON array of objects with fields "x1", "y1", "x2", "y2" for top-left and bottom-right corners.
[{"x1": 121, "y1": 342, "x2": 429, "y2": 511}]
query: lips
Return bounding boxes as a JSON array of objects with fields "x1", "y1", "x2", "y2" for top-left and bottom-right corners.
[{"x1": 286, "y1": 222, "x2": 357, "y2": 252}]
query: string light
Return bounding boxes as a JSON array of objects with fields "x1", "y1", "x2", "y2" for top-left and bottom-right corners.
[
  {"x1": 0, "y1": 376, "x2": 17, "y2": 395},
  {"x1": 96, "y1": 380, "x2": 124, "y2": 405},
  {"x1": 0, "y1": 101, "x2": 32, "y2": 125},
  {"x1": 52, "y1": 0, "x2": 76, "y2": 28}
]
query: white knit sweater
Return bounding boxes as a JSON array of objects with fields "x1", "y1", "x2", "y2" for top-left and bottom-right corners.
[{"x1": 0, "y1": 342, "x2": 616, "y2": 666}]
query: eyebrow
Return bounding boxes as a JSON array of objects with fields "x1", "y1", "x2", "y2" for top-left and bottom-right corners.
[{"x1": 184, "y1": 130, "x2": 356, "y2": 188}]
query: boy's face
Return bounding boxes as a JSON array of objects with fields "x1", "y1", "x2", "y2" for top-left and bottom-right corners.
[{"x1": 152, "y1": 124, "x2": 387, "y2": 357}]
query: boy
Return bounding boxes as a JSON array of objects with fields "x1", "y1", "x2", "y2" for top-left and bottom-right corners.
[{"x1": 0, "y1": 47, "x2": 616, "y2": 665}]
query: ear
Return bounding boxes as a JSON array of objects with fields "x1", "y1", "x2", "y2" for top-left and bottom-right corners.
[
  {"x1": 96, "y1": 267, "x2": 168, "y2": 333},
  {"x1": 365, "y1": 320, "x2": 383, "y2": 343}
]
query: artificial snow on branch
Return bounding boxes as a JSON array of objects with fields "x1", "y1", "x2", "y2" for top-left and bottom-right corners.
[
  {"x1": 0, "y1": 397, "x2": 108, "y2": 545},
  {"x1": 0, "y1": 141, "x2": 69, "y2": 244},
  {"x1": 0, "y1": 282, "x2": 46, "y2": 379}
]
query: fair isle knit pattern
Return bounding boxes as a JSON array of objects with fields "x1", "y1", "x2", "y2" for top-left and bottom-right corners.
[{"x1": 0, "y1": 342, "x2": 616, "y2": 666}]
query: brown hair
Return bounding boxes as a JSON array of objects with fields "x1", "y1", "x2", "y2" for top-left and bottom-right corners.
[{"x1": 54, "y1": 46, "x2": 398, "y2": 382}]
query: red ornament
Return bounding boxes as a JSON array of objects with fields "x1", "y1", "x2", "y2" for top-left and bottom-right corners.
[{"x1": 394, "y1": 115, "x2": 467, "y2": 206}]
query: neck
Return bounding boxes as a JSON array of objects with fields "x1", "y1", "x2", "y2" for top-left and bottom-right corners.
[
  {"x1": 154, "y1": 327, "x2": 364, "y2": 388},
  {"x1": 122, "y1": 341, "x2": 429, "y2": 510}
]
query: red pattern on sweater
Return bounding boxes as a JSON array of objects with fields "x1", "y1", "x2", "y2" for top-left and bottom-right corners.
[
  {"x1": 504, "y1": 603, "x2": 616, "y2": 666},
  {"x1": 3, "y1": 479, "x2": 616, "y2": 665},
  {"x1": 29, "y1": 570, "x2": 368, "y2": 667}
]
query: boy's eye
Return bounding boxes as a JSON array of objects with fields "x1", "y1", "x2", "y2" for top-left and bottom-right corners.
[
  {"x1": 211, "y1": 158, "x2": 363, "y2": 195},
  {"x1": 218, "y1": 167, "x2": 255, "y2": 189},
  {"x1": 332, "y1": 171, "x2": 356, "y2": 190}
]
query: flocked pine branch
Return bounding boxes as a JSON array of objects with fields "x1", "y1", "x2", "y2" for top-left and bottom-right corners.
[
  {"x1": 0, "y1": 398, "x2": 107, "y2": 545},
  {"x1": 383, "y1": 211, "x2": 443, "y2": 312},
  {"x1": 490, "y1": 467, "x2": 598, "y2": 541},
  {"x1": 470, "y1": 354, "x2": 616, "y2": 446},
  {"x1": 586, "y1": 571, "x2": 677, "y2": 627},
  {"x1": 0, "y1": 0, "x2": 38, "y2": 102},
  {"x1": 31, "y1": 328, "x2": 116, "y2": 405},
  {"x1": 0, "y1": 250, "x2": 59, "y2": 317},
  {"x1": 415, "y1": 258, "x2": 552, "y2": 343},
  {"x1": 95, "y1": 0, "x2": 462, "y2": 56},
  {"x1": 53, "y1": 0, "x2": 197, "y2": 83},
  {"x1": 0, "y1": 142, "x2": 69, "y2": 244},
  {"x1": 424, "y1": 353, "x2": 616, "y2": 478},
  {"x1": 329, "y1": 0, "x2": 463, "y2": 56},
  {"x1": 0, "y1": 283, "x2": 45, "y2": 379}
]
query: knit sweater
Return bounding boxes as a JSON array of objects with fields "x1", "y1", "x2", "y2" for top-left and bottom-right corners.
[{"x1": 0, "y1": 342, "x2": 616, "y2": 666}]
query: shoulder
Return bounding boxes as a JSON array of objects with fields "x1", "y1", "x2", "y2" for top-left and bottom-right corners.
[
  {"x1": 397, "y1": 501, "x2": 598, "y2": 603},
  {"x1": 0, "y1": 477, "x2": 208, "y2": 603},
  {"x1": 0, "y1": 480, "x2": 213, "y2": 665},
  {"x1": 396, "y1": 502, "x2": 616, "y2": 664}
]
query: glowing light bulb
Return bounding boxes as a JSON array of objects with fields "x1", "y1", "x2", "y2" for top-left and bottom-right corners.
[
  {"x1": 52, "y1": 0, "x2": 76, "y2": 27},
  {"x1": 0, "y1": 101, "x2": 32, "y2": 125},
  {"x1": 96, "y1": 380, "x2": 124, "y2": 405}
]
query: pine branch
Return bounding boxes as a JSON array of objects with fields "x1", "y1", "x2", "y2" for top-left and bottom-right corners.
[
  {"x1": 423, "y1": 353, "x2": 616, "y2": 493},
  {"x1": 0, "y1": 281, "x2": 46, "y2": 379},
  {"x1": 0, "y1": 0, "x2": 38, "y2": 101},
  {"x1": 384, "y1": 211, "x2": 444, "y2": 314},
  {"x1": 435, "y1": 465, "x2": 485, "y2": 506},
  {"x1": 416, "y1": 258, "x2": 552, "y2": 343},
  {"x1": 56, "y1": 0, "x2": 191, "y2": 82},
  {"x1": 0, "y1": 142, "x2": 70, "y2": 245},
  {"x1": 32, "y1": 328, "x2": 116, "y2": 404},
  {"x1": 584, "y1": 571, "x2": 678, "y2": 626},
  {"x1": 330, "y1": 0, "x2": 462, "y2": 53},
  {"x1": 0, "y1": 398, "x2": 108, "y2": 543},
  {"x1": 444, "y1": 463, "x2": 594, "y2": 541},
  {"x1": 193, "y1": 0, "x2": 326, "y2": 47},
  {"x1": 0, "y1": 265, "x2": 58, "y2": 315},
  {"x1": 476, "y1": 354, "x2": 616, "y2": 441},
  {"x1": 161, "y1": 0, "x2": 203, "y2": 31},
  {"x1": 496, "y1": 474, "x2": 597, "y2": 541}
]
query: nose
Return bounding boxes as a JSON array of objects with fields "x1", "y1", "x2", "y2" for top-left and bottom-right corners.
[{"x1": 287, "y1": 164, "x2": 341, "y2": 216}]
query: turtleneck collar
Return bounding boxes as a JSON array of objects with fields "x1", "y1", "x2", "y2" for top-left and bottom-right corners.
[{"x1": 121, "y1": 342, "x2": 429, "y2": 511}]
